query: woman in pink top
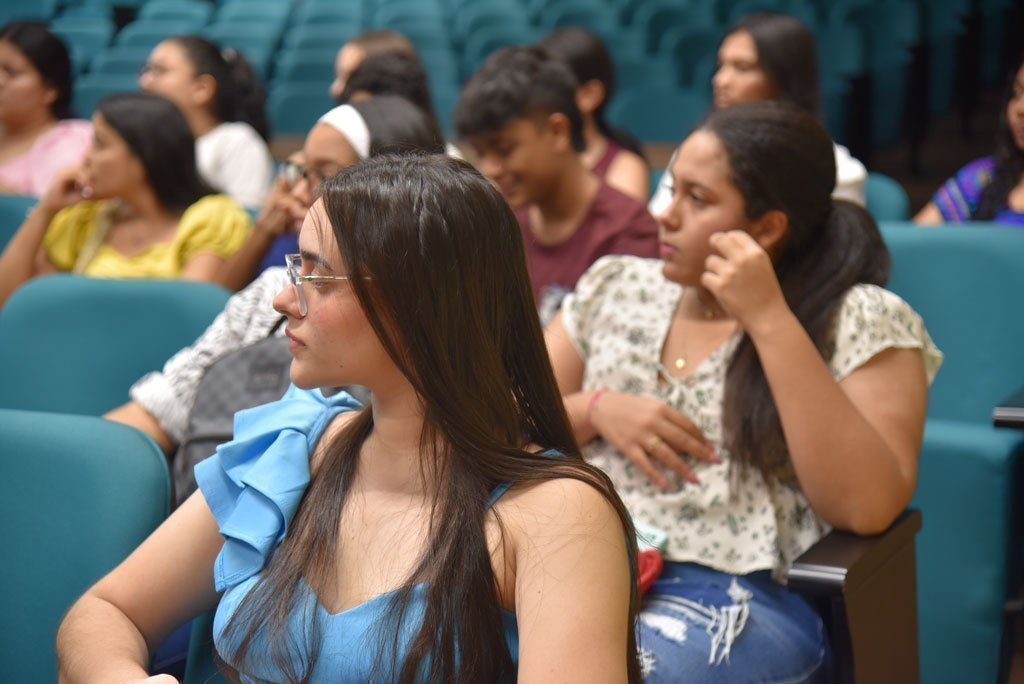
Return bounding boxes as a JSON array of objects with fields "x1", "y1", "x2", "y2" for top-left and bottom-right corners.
[{"x1": 0, "y1": 22, "x2": 91, "y2": 198}]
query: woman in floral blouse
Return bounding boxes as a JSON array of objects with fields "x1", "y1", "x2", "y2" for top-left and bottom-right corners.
[{"x1": 546, "y1": 102, "x2": 942, "y2": 683}]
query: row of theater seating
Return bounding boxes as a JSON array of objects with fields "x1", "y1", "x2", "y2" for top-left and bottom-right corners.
[
  {"x1": 2, "y1": 222, "x2": 1022, "y2": 683},
  {"x1": 11, "y1": 0, "x2": 1015, "y2": 144}
]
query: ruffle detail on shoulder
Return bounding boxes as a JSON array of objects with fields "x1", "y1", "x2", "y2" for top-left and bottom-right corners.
[
  {"x1": 829, "y1": 284, "x2": 943, "y2": 383},
  {"x1": 195, "y1": 385, "x2": 363, "y2": 592}
]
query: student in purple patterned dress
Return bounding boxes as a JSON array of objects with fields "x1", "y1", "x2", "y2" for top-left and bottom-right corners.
[
  {"x1": 915, "y1": 55, "x2": 1024, "y2": 226},
  {"x1": 539, "y1": 27, "x2": 650, "y2": 203}
]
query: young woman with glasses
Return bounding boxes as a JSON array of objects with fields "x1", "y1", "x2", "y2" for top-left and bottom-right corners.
[
  {"x1": 214, "y1": 95, "x2": 445, "y2": 293},
  {"x1": 59, "y1": 153, "x2": 642, "y2": 683}
]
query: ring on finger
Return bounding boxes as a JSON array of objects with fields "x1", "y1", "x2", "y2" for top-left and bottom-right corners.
[{"x1": 645, "y1": 435, "x2": 663, "y2": 452}]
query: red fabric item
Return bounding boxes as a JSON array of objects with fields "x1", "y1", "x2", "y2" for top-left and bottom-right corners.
[
  {"x1": 637, "y1": 548, "x2": 664, "y2": 596},
  {"x1": 516, "y1": 181, "x2": 659, "y2": 304}
]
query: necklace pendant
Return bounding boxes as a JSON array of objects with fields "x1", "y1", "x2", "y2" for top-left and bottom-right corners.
[{"x1": 674, "y1": 357, "x2": 686, "y2": 370}]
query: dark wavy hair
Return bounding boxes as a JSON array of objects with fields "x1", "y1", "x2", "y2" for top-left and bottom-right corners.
[
  {"x1": 350, "y1": 95, "x2": 445, "y2": 156},
  {"x1": 974, "y1": 54, "x2": 1024, "y2": 219},
  {"x1": 454, "y1": 44, "x2": 585, "y2": 152},
  {"x1": 727, "y1": 12, "x2": 822, "y2": 120},
  {"x1": 0, "y1": 21, "x2": 74, "y2": 119},
  {"x1": 221, "y1": 154, "x2": 641, "y2": 683},
  {"x1": 168, "y1": 35, "x2": 270, "y2": 141},
  {"x1": 96, "y1": 92, "x2": 214, "y2": 213},
  {"x1": 702, "y1": 102, "x2": 889, "y2": 482},
  {"x1": 538, "y1": 26, "x2": 646, "y2": 158}
]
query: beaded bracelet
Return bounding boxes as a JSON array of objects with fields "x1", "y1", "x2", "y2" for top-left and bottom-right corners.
[{"x1": 587, "y1": 387, "x2": 608, "y2": 423}]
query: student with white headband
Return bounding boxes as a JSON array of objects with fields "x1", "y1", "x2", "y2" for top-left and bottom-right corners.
[{"x1": 105, "y1": 95, "x2": 445, "y2": 458}]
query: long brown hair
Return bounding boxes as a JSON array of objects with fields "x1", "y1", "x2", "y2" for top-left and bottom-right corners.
[
  {"x1": 704, "y1": 102, "x2": 890, "y2": 483},
  {"x1": 223, "y1": 154, "x2": 641, "y2": 682}
]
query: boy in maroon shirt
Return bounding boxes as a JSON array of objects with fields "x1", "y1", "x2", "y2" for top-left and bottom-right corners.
[{"x1": 454, "y1": 45, "x2": 658, "y2": 321}]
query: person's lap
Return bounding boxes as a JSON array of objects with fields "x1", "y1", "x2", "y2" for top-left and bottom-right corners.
[{"x1": 638, "y1": 562, "x2": 831, "y2": 683}]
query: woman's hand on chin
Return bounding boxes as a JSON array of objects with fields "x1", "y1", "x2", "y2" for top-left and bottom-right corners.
[
  {"x1": 40, "y1": 165, "x2": 90, "y2": 215},
  {"x1": 701, "y1": 230, "x2": 792, "y2": 336}
]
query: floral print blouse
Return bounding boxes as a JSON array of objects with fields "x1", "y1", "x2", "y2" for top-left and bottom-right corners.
[{"x1": 561, "y1": 256, "x2": 943, "y2": 580}]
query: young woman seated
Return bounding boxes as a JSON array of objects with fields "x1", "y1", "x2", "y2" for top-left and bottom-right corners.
[
  {"x1": 0, "y1": 92, "x2": 250, "y2": 310},
  {"x1": 546, "y1": 102, "x2": 942, "y2": 682},
  {"x1": 0, "y1": 21, "x2": 92, "y2": 197},
  {"x1": 57, "y1": 154, "x2": 641, "y2": 683}
]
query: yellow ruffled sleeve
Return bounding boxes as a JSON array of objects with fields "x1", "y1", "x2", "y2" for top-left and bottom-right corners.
[
  {"x1": 41, "y1": 201, "x2": 105, "y2": 271},
  {"x1": 176, "y1": 194, "x2": 252, "y2": 264}
]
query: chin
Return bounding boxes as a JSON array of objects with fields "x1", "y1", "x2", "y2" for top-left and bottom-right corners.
[{"x1": 660, "y1": 261, "x2": 695, "y2": 286}]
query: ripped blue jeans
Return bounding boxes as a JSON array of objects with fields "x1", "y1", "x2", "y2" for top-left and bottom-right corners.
[{"x1": 638, "y1": 562, "x2": 832, "y2": 683}]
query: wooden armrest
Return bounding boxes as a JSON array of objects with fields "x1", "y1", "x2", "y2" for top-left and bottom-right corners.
[
  {"x1": 788, "y1": 509, "x2": 922, "y2": 595},
  {"x1": 787, "y1": 509, "x2": 922, "y2": 684}
]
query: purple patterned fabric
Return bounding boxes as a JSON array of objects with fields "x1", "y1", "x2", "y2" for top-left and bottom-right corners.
[{"x1": 933, "y1": 156, "x2": 1024, "y2": 225}]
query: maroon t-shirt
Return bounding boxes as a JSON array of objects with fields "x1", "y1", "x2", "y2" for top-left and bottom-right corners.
[{"x1": 516, "y1": 181, "x2": 659, "y2": 314}]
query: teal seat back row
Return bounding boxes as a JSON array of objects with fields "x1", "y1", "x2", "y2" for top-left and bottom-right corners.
[
  {"x1": 0, "y1": 194, "x2": 36, "y2": 252},
  {"x1": 880, "y1": 223, "x2": 1024, "y2": 423},
  {"x1": 864, "y1": 172, "x2": 909, "y2": 222},
  {"x1": 0, "y1": 409, "x2": 170, "y2": 683},
  {"x1": 0, "y1": 275, "x2": 232, "y2": 415},
  {"x1": 880, "y1": 223, "x2": 1024, "y2": 683}
]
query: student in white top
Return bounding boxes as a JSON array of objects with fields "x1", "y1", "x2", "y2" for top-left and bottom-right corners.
[
  {"x1": 649, "y1": 12, "x2": 867, "y2": 216},
  {"x1": 139, "y1": 35, "x2": 273, "y2": 208}
]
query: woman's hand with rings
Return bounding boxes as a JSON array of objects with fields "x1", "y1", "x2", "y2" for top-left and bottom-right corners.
[{"x1": 590, "y1": 390, "x2": 720, "y2": 490}]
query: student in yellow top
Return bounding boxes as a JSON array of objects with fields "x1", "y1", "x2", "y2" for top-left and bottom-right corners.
[{"x1": 0, "y1": 92, "x2": 250, "y2": 309}]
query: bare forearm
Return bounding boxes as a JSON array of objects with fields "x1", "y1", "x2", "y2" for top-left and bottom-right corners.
[
  {"x1": 105, "y1": 402, "x2": 176, "y2": 455},
  {"x1": 0, "y1": 204, "x2": 55, "y2": 307},
  {"x1": 747, "y1": 311, "x2": 913, "y2": 532},
  {"x1": 564, "y1": 391, "x2": 600, "y2": 444},
  {"x1": 214, "y1": 228, "x2": 276, "y2": 292},
  {"x1": 57, "y1": 595, "x2": 152, "y2": 683}
]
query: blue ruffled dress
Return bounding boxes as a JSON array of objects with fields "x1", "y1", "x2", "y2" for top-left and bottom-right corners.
[{"x1": 195, "y1": 385, "x2": 519, "y2": 682}]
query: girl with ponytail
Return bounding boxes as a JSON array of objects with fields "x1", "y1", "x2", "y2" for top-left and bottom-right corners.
[
  {"x1": 539, "y1": 26, "x2": 650, "y2": 203},
  {"x1": 546, "y1": 101, "x2": 942, "y2": 681},
  {"x1": 139, "y1": 35, "x2": 273, "y2": 208}
]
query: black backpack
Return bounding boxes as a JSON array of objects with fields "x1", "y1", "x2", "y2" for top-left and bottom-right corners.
[{"x1": 172, "y1": 318, "x2": 294, "y2": 506}]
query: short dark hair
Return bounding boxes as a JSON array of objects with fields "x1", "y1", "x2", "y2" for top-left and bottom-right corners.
[
  {"x1": 167, "y1": 35, "x2": 270, "y2": 140},
  {"x1": 729, "y1": 13, "x2": 821, "y2": 119},
  {"x1": 454, "y1": 45, "x2": 584, "y2": 151},
  {"x1": 348, "y1": 29, "x2": 416, "y2": 59},
  {"x1": 339, "y1": 52, "x2": 436, "y2": 122},
  {"x1": 0, "y1": 21, "x2": 74, "y2": 119},
  {"x1": 97, "y1": 92, "x2": 214, "y2": 212},
  {"x1": 349, "y1": 95, "x2": 445, "y2": 156}
]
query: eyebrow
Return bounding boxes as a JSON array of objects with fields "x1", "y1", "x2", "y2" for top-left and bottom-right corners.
[{"x1": 299, "y1": 248, "x2": 335, "y2": 273}]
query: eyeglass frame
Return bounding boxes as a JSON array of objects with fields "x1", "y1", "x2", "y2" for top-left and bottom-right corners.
[
  {"x1": 284, "y1": 253, "x2": 359, "y2": 316},
  {"x1": 280, "y1": 161, "x2": 337, "y2": 193}
]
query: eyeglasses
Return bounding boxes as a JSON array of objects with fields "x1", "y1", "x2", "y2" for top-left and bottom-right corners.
[
  {"x1": 281, "y1": 161, "x2": 335, "y2": 193},
  {"x1": 284, "y1": 253, "x2": 357, "y2": 316}
]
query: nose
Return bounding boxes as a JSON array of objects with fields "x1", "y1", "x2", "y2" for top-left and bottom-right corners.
[
  {"x1": 712, "y1": 65, "x2": 729, "y2": 92},
  {"x1": 655, "y1": 193, "x2": 681, "y2": 233},
  {"x1": 328, "y1": 78, "x2": 344, "y2": 101},
  {"x1": 478, "y1": 154, "x2": 504, "y2": 184},
  {"x1": 272, "y1": 282, "x2": 302, "y2": 318},
  {"x1": 290, "y1": 176, "x2": 312, "y2": 207}
]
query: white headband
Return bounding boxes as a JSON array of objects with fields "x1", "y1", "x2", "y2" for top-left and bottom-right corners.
[{"x1": 317, "y1": 104, "x2": 371, "y2": 159}]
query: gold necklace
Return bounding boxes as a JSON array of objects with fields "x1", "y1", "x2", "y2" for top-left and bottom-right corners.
[{"x1": 671, "y1": 299, "x2": 727, "y2": 372}]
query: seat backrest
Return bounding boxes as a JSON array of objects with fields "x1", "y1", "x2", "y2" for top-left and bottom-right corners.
[
  {"x1": 865, "y1": 171, "x2": 910, "y2": 221},
  {"x1": 607, "y1": 86, "x2": 711, "y2": 143},
  {"x1": 0, "y1": 408, "x2": 170, "y2": 683},
  {"x1": 880, "y1": 223, "x2": 1024, "y2": 422},
  {"x1": 0, "y1": 275, "x2": 231, "y2": 415},
  {"x1": 0, "y1": 194, "x2": 36, "y2": 252}
]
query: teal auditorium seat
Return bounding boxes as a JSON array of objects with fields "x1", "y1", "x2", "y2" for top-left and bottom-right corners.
[
  {"x1": 71, "y1": 72, "x2": 139, "y2": 118},
  {"x1": 0, "y1": 194, "x2": 36, "y2": 252},
  {"x1": 607, "y1": 87, "x2": 710, "y2": 143},
  {"x1": 0, "y1": 409, "x2": 170, "y2": 683},
  {"x1": 880, "y1": 223, "x2": 1024, "y2": 684},
  {"x1": 268, "y1": 82, "x2": 334, "y2": 134},
  {"x1": 0, "y1": 275, "x2": 232, "y2": 415},
  {"x1": 864, "y1": 171, "x2": 910, "y2": 221}
]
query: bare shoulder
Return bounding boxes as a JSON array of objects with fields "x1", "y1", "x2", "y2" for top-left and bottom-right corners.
[{"x1": 496, "y1": 476, "x2": 623, "y2": 539}]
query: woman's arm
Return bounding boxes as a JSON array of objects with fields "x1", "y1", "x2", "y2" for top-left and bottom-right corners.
[
  {"x1": 545, "y1": 312, "x2": 715, "y2": 490},
  {"x1": 57, "y1": 492, "x2": 224, "y2": 683},
  {"x1": 508, "y1": 478, "x2": 632, "y2": 684},
  {"x1": 606, "y1": 151, "x2": 650, "y2": 204},
  {"x1": 913, "y1": 201, "x2": 944, "y2": 225},
  {"x1": 104, "y1": 402, "x2": 176, "y2": 455},
  {"x1": 0, "y1": 166, "x2": 91, "y2": 307},
  {"x1": 215, "y1": 176, "x2": 304, "y2": 292},
  {"x1": 703, "y1": 231, "x2": 928, "y2": 534}
]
